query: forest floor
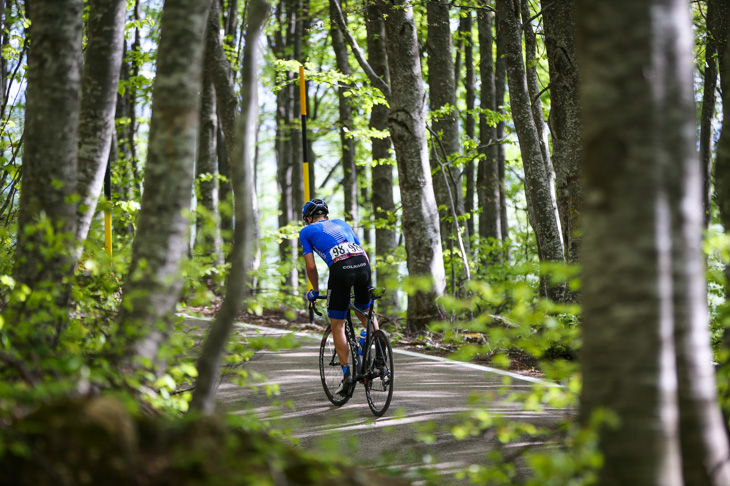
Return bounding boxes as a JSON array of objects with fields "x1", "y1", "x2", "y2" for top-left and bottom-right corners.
[{"x1": 187, "y1": 303, "x2": 546, "y2": 380}]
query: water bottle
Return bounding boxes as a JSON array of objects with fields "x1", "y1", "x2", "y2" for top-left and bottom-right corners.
[{"x1": 359, "y1": 330, "x2": 367, "y2": 354}]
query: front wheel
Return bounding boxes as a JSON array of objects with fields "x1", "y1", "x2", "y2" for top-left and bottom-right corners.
[
  {"x1": 364, "y1": 329, "x2": 394, "y2": 416},
  {"x1": 319, "y1": 325, "x2": 353, "y2": 406}
]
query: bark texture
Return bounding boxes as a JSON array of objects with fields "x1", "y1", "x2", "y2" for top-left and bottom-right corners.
[
  {"x1": 495, "y1": 17, "x2": 509, "y2": 246},
  {"x1": 496, "y1": 0, "x2": 564, "y2": 300},
  {"x1": 190, "y1": 0, "x2": 268, "y2": 415},
  {"x1": 426, "y1": 0, "x2": 466, "y2": 249},
  {"x1": 541, "y1": 0, "x2": 582, "y2": 268},
  {"x1": 270, "y1": 0, "x2": 303, "y2": 291},
  {"x1": 13, "y1": 0, "x2": 82, "y2": 316},
  {"x1": 365, "y1": 2, "x2": 398, "y2": 312},
  {"x1": 74, "y1": 0, "x2": 126, "y2": 253},
  {"x1": 330, "y1": 0, "x2": 358, "y2": 224},
  {"x1": 194, "y1": 68, "x2": 223, "y2": 263},
  {"x1": 116, "y1": 0, "x2": 212, "y2": 363},
  {"x1": 332, "y1": 0, "x2": 445, "y2": 327},
  {"x1": 477, "y1": 7, "x2": 501, "y2": 243},
  {"x1": 579, "y1": 1, "x2": 730, "y2": 485},
  {"x1": 700, "y1": 1, "x2": 718, "y2": 230},
  {"x1": 377, "y1": 0, "x2": 445, "y2": 329},
  {"x1": 460, "y1": 13, "x2": 476, "y2": 240}
]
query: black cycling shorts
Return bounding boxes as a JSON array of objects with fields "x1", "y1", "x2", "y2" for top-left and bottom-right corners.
[{"x1": 326, "y1": 254, "x2": 371, "y2": 320}]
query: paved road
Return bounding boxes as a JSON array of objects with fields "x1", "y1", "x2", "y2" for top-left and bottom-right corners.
[{"x1": 201, "y1": 319, "x2": 567, "y2": 484}]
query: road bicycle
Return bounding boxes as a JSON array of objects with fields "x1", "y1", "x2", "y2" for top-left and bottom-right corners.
[{"x1": 310, "y1": 288, "x2": 394, "y2": 417}]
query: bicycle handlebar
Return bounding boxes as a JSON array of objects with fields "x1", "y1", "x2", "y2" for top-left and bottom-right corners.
[{"x1": 308, "y1": 295, "x2": 327, "y2": 322}]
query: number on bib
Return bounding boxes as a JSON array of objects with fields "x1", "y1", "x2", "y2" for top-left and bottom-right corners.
[{"x1": 329, "y1": 242, "x2": 364, "y2": 262}]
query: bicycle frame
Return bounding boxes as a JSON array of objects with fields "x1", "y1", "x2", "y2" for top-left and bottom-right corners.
[{"x1": 311, "y1": 292, "x2": 380, "y2": 381}]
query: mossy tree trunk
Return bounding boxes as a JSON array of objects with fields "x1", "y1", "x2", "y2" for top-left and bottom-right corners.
[{"x1": 116, "y1": 0, "x2": 212, "y2": 364}]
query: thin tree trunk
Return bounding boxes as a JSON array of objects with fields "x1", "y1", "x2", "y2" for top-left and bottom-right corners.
[
  {"x1": 116, "y1": 0, "x2": 212, "y2": 364},
  {"x1": 495, "y1": 17, "x2": 509, "y2": 249},
  {"x1": 129, "y1": 0, "x2": 142, "y2": 197},
  {"x1": 461, "y1": 12, "x2": 476, "y2": 241},
  {"x1": 270, "y1": 0, "x2": 299, "y2": 291},
  {"x1": 333, "y1": 0, "x2": 446, "y2": 329},
  {"x1": 75, "y1": 0, "x2": 126, "y2": 254},
  {"x1": 667, "y1": 3, "x2": 730, "y2": 484},
  {"x1": 330, "y1": 0, "x2": 357, "y2": 224},
  {"x1": 12, "y1": 0, "x2": 82, "y2": 334},
  {"x1": 520, "y1": 0, "x2": 561, "y2": 259},
  {"x1": 700, "y1": 0, "x2": 719, "y2": 230},
  {"x1": 0, "y1": 0, "x2": 6, "y2": 111},
  {"x1": 195, "y1": 69, "x2": 223, "y2": 263},
  {"x1": 206, "y1": 0, "x2": 258, "y2": 274},
  {"x1": 496, "y1": 0, "x2": 564, "y2": 300},
  {"x1": 541, "y1": 0, "x2": 582, "y2": 272},
  {"x1": 477, "y1": 7, "x2": 501, "y2": 245},
  {"x1": 427, "y1": 0, "x2": 466, "y2": 250},
  {"x1": 365, "y1": 1, "x2": 398, "y2": 312},
  {"x1": 217, "y1": 125, "x2": 233, "y2": 247},
  {"x1": 377, "y1": 0, "x2": 445, "y2": 329},
  {"x1": 190, "y1": 0, "x2": 268, "y2": 415}
]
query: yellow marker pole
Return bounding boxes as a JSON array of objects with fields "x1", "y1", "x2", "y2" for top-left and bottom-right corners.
[
  {"x1": 104, "y1": 157, "x2": 112, "y2": 258},
  {"x1": 300, "y1": 66, "x2": 313, "y2": 292},
  {"x1": 300, "y1": 66, "x2": 310, "y2": 202}
]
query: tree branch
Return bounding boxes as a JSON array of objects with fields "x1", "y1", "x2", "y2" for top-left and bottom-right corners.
[
  {"x1": 427, "y1": 125, "x2": 471, "y2": 281},
  {"x1": 330, "y1": 0, "x2": 391, "y2": 99}
]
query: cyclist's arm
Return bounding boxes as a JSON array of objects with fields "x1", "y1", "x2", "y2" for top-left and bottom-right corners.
[{"x1": 304, "y1": 252, "x2": 320, "y2": 292}]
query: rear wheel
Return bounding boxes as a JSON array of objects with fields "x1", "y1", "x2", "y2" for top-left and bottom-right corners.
[
  {"x1": 364, "y1": 329, "x2": 394, "y2": 416},
  {"x1": 319, "y1": 324, "x2": 356, "y2": 406}
]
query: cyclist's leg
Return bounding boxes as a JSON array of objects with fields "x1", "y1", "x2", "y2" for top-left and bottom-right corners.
[
  {"x1": 326, "y1": 266, "x2": 353, "y2": 378},
  {"x1": 329, "y1": 318, "x2": 349, "y2": 368},
  {"x1": 353, "y1": 308, "x2": 378, "y2": 330},
  {"x1": 352, "y1": 258, "x2": 379, "y2": 330}
]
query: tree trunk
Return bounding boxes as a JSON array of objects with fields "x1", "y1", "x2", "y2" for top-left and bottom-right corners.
[
  {"x1": 668, "y1": 4, "x2": 730, "y2": 484},
  {"x1": 701, "y1": 0, "x2": 720, "y2": 230},
  {"x1": 460, "y1": 12, "x2": 476, "y2": 241},
  {"x1": 365, "y1": 2, "x2": 398, "y2": 312},
  {"x1": 427, "y1": 0, "x2": 466, "y2": 249},
  {"x1": 579, "y1": 1, "x2": 730, "y2": 484},
  {"x1": 194, "y1": 68, "x2": 223, "y2": 263},
  {"x1": 579, "y1": 1, "x2": 683, "y2": 482},
  {"x1": 190, "y1": 0, "x2": 267, "y2": 415},
  {"x1": 495, "y1": 17, "x2": 509, "y2": 248},
  {"x1": 217, "y1": 125, "x2": 233, "y2": 248},
  {"x1": 330, "y1": 0, "x2": 358, "y2": 224},
  {"x1": 496, "y1": 0, "x2": 564, "y2": 300},
  {"x1": 205, "y1": 0, "x2": 259, "y2": 273},
  {"x1": 129, "y1": 0, "x2": 142, "y2": 197},
  {"x1": 13, "y1": 0, "x2": 82, "y2": 333},
  {"x1": 477, "y1": 7, "x2": 501, "y2": 244},
  {"x1": 116, "y1": 0, "x2": 212, "y2": 364},
  {"x1": 332, "y1": 0, "x2": 445, "y2": 328},
  {"x1": 75, "y1": 0, "x2": 126, "y2": 254},
  {"x1": 270, "y1": 0, "x2": 299, "y2": 292},
  {"x1": 520, "y1": 0, "x2": 561, "y2": 256},
  {"x1": 541, "y1": 0, "x2": 582, "y2": 271},
  {"x1": 115, "y1": 41, "x2": 135, "y2": 206},
  {"x1": 378, "y1": 0, "x2": 445, "y2": 329}
]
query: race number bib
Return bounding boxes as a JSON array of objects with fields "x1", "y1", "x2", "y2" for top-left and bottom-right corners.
[{"x1": 329, "y1": 242, "x2": 364, "y2": 262}]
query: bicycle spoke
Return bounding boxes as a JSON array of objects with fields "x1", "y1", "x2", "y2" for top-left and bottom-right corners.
[
  {"x1": 319, "y1": 325, "x2": 350, "y2": 406},
  {"x1": 365, "y1": 329, "x2": 394, "y2": 416}
]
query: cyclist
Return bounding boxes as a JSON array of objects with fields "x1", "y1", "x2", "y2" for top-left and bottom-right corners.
[{"x1": 300, "y1": 198, "x2": 379, "y2": 396}]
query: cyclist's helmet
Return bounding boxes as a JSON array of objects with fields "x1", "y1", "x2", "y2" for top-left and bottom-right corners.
[{"x1": 302, "y1": 198, "x2": 329, "y2": 223}]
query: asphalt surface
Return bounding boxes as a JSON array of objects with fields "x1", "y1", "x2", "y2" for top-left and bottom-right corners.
[{"x1": 192, "y1": 318, "x2": 568, "y2": 484}]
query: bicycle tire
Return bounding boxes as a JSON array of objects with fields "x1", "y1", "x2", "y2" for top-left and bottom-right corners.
[
  {"x1": 319, "y1": 324, "x2": 357, "y2": 406},
  {"x1": 364, "y1": 329, "x2": 394, "y2": 416}
]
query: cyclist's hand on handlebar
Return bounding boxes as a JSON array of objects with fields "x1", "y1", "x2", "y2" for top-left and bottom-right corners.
[{"x1": 307, "y1": 289, "x2": 320, "y2": 303}]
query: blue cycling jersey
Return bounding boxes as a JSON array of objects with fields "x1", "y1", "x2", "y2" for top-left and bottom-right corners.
[{"x1": 299, "y1": 219, "x2": 363, "y2": 267}]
